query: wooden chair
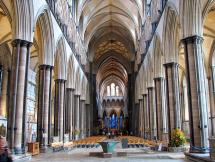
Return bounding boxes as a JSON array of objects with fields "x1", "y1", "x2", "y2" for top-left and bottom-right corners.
[
  {"x1": 63, "y1": 134, "x2": 74, "y2": 150},
  {"x1": 51, "y1": 136, "x2": 63, "y2": 152}
]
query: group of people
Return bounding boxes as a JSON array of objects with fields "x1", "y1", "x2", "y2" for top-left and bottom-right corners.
[{"x1": 0, "y1": 136, "x2": 12, "y2": 162}]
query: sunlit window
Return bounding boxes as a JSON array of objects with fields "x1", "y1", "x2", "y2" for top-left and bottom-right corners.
[
  {"x1": 111, "y1": 83, "x2": 116, "y2": 96},
  {"x1": 107, "y1": 86, "x2": 110, "y2": 96},
  {"x1": 116, "y1": 86, "x2": 119, "y2": 96}
]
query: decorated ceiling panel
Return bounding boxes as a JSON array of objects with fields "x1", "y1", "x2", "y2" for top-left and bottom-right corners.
[
  {"x1": 78, "y1": 0, "x2": 143, "y2": 62},
  {"x1": 94, "y1": 40, "x2": 130, "y2": 61}
]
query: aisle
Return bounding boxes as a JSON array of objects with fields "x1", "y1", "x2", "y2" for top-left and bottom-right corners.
[{"x1": 29, "y1": 147, "x2": 186, "y2": 162}]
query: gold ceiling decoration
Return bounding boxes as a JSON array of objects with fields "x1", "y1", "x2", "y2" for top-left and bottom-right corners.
[{"x1": 94, "y1": 40, "x2": 130, "y2": 61}]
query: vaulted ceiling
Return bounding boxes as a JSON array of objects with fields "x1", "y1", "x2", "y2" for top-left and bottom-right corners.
[
  {"x1": 77, "y1": 0, "x2": 144, "y2": 97},
  {"x1": 97, "y1": 58, "x2": 127, "y2": 99},
  {"x1": 78, "y1": 0, "x2": 143, "y2": 61}
]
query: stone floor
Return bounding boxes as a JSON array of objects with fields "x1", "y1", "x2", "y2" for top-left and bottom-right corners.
[{"x1": 29, "y1": 147, "x2": 186, "y2": 162}]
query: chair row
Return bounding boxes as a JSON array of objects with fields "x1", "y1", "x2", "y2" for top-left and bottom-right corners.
[
  {"x1": 117, "y1": 136, "x2": 168, "y2": 150},
  {"x1": 51, "y1": 135, "x2": 106, "y2": 151}
]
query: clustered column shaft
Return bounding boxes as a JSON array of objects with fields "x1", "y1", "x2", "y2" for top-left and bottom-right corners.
[
  {"x1": 182, "y1": 35, "x2": 209, "y2": 152},
  {"x1": 8, "y1": 39, "x2": 32, "y2": 154},
  {"x1": 37, "y1": 65, "x2": 53, "y2": 152},
  {"x1": 54, "y1": 79, "x2": 66, "y2": 142}
]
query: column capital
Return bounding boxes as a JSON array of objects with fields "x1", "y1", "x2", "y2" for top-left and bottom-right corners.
[
  {"x1": 154, "y1": 77, "x2": 165, "y2": 81},
  {"x1": 66, "y1": 87, "x2": 75, "y2": 91},
  {"x1": 142, "y1": 94, "x2": 147, "y2": 97},
  {"x1": 138, "y1": 98, "x2": 143, "y2": 101},
  {"x1": 207, "y1": 76, "x2": 211, "y2": 80},
  {"x1": 147, "y1": 87, "x2": 154, "y2": 90},
  {"x1": 54, "y1": 79, "x2": 66, "y2": 83},
  {"x1": 12, "y1": 39, "x2": 32, "y2": 47},
  {"x1": 39, "y1": 64, "x2": 54, "y2": 70},
  {"x1": 163, "y1": 62, "x2": 179, "y2": 68},
  {"x1": 181, "y1": 35, "x2": 203, "y2": 45}
]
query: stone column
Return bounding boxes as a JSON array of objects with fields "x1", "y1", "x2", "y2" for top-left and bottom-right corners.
[
  {"x1": 0, "y1": 65, "x2": 4, "y2": 117},
  {"x1": 66, "y1": 88, "x2": 74, "y2": 140},
  {"x1": 54, "y1": 79, "x2": 66, "y2": 142},
  {"x1": 138, "y1": 99, "x2": 141, "y2": 136},
  {"x1": 164, "y1": 62, "x2": 181, "y2": 141},
  {"x1": 64, "y1": 88, "x2": 74, "y2": 141},
  {"x1": 79, "y1": 100, "x2": 83, "y2": 138},
  {"x1": 138, "y1": 99, "x2": 143, "y2": 137},
  {"x1": 83, "y1": 103, "x2": 87, "y2": 138},
  {"x1": 207, "y1": 77, "x2": 215, "y2": 137},
  {"x1": 141, "y1": 98, "x2": 145, "y2": 138},
  {"x1": 48, "y1": 67, "x2": 53, "y2": 145},
  {"x1": 85, "y1": 104, "x2": 90, "y2": 137},
  {"x1": 154, "y1": 77, "x2": 165, "y2": 140},
  {"x1": 142, "y1": 94, "x2": 148, "y2": 139},
  {"x1": 182, "y1": 36, "x2": 209, "y2": 152},
  {"x1": 37, "y1": 65, "x2": 53, "y2": 152},
  {"x1": 80, "y1": 100, "x2": 86, "y2": 138},
  {"x1": 71, "y1": 90, "x2": 75, "y2": 140},
  {"x1": 210, "y1": 66, "x2": 215, "y2": 136},
  {"x1": 148, "y1": 87, "x2": 157, "y2": 140},
  {"x1": 74, "y1": 95, "x2": 80, "y2": 139},
  {"x1": 64, "y1": 89, "x2": 69, "y2": 135},
  {"x1": 134, "y1": 103, "x2": 139, "y2": 135},
  {"x1": 7, "y1": 39, "x2": 32, "y2": 154},
  {"x1": 137, "y1": 103, "x2": 140, "y2": 135}
]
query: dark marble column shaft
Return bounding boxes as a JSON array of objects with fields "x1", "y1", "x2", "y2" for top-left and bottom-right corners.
[
  {"x1": 154, "y1": 77, "x2": 165, "y2": 140},
  {"x1": 164, "y1": 62, "x2": 181, "y2": 141},
  {"x1": 37, "y1": 65, "x2": 53, "y2": 151},
  {"x1": 143, "y1": 94, "x2": 148, "y2": 139},
  {"x1": 148, "y1": 87, "x2": 157, "y2": 140},
  {"x1": 182, "y1": 35, "x2": 209, "y2": 152},
  {"x1": 54, "y1": 79, "x2": 66, "y2": 142},
  {"x1": 74, "y1": 95, "x2": 80, "y2": 139},
  {"x1": 7, "y1": 39, "x2": 32, "y2": 154}
]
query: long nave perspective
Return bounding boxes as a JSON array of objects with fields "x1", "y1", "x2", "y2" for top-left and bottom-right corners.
[{"x1": 0, "y1": 0, "x2": 215, "y2": 162}]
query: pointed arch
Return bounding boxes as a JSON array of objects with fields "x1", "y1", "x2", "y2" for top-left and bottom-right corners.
[
  {"x1": 66, "y1": 55, "x2": 76, "y2": 89},
  {"x1": 74, "y1": 68, "x2": 82, "y2": 95},
  {"x1": 34, "y1": 7, "x2": 55, "y2": 66},
  {"x1": 80, "y1": 77, "x2": 87, "y2": 100},
  {"x1": 163, "y1": 5, "x2": 180, "y2": 63},
  {"x1": 153, "y1": 34, "x2": 164, "y2": 77},
  {"x1": 54, "y1": 37, "x2": 67, "y2": 80},
  {"x1": 11, "y1": 0, "x2": 34, "y2": 41},
  {"x1": 180, "y1": 0, "x2": 202, "y2": 38}
]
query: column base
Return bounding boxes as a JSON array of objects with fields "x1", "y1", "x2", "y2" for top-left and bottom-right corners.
[
  {"x1": 185, "y1": 152, "x2": 211, "y2": 162},
  {"x1": 189, "y1": 146, "x2": 209, "y2": 154},
  {"x1": 14, "y1": 147, "x2": 25, "y2": 154},
  {"x1": 40, "y1": 145, "x2": 48, "y2": 153},
  {"x1": 75, "y1": 135, "x2": 80, "y2": 140},
  {"x1": 80, "y1": 133, "x2": 83, "y2": 139}
]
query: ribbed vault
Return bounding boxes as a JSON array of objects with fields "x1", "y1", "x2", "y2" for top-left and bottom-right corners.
[
  {"x1": 96, "y1": 58, "x2": 127, "y2": 99},
  {"x1": 78, "y1": 0, "x2": 140, "y2": 115},
  {"x1": 78, "y1": 0, "x2": 142, "y2": 62}
]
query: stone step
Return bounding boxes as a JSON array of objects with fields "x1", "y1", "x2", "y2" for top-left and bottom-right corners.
[
  {"x1": 11, "y1": 153, "x2": 32, "y2": 162},
  {"x1": 185, "y1": 152, "x2": 214, "y2": 162}
]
